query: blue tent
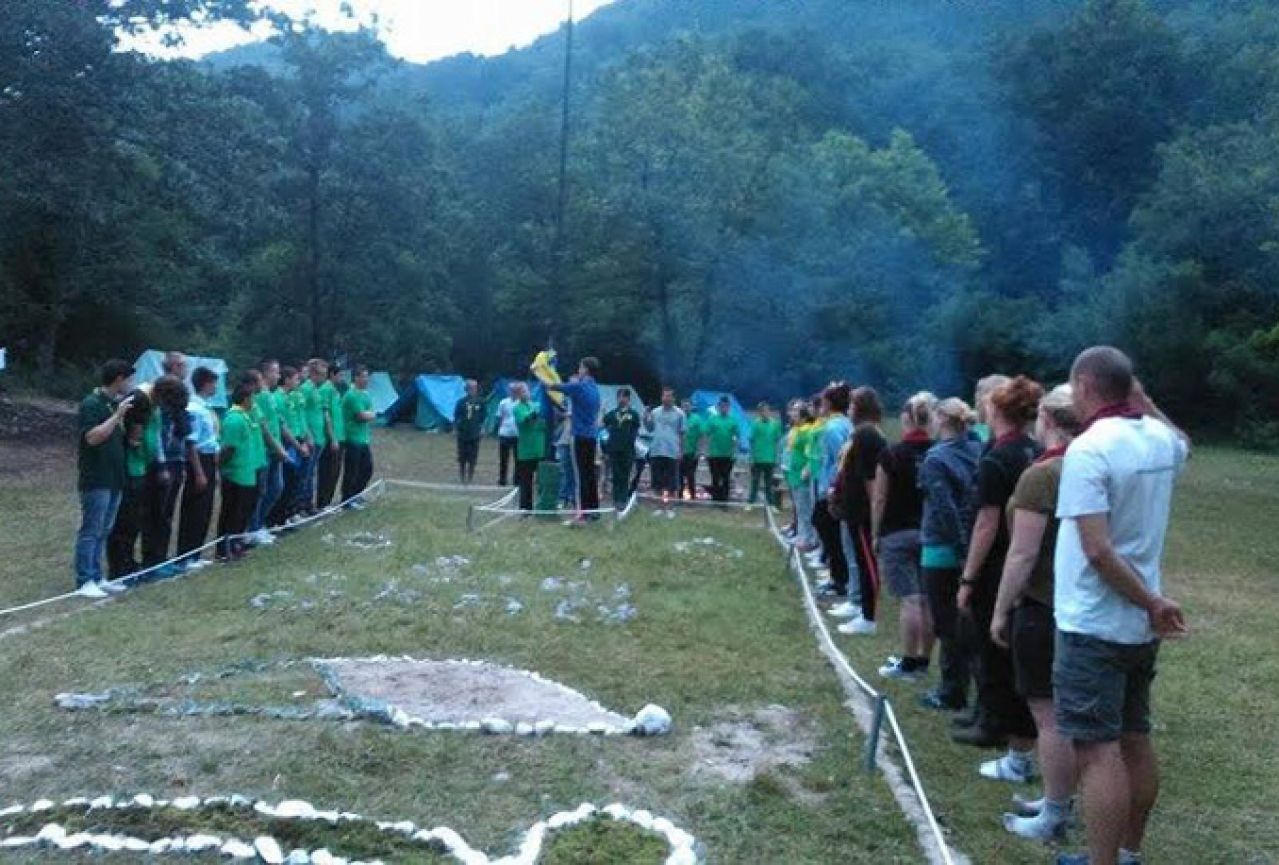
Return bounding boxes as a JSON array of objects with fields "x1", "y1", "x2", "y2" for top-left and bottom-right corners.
[
  {"x1": 690, "y1": 389, "x2": 752, "y2": 453},
  {"x1": 385, "y1": 374, "x2": 468, "y2": 431}
]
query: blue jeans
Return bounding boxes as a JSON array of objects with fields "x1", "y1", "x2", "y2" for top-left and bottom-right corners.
[
  {"x1": 251, "y1": 457, "x2": 285, "y2": 532},
  {"x1": 76, "y1": 488, "x2": 122, "y2": 587},
  {"x1": 557, "y1": 443, "x2": 576, "y2": 504},
  {"x1": 296, "y1": 447, "x2": 317, "y2": 513}
]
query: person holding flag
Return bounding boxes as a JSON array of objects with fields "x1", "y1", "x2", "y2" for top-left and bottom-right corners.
[{"x1": 546, "y1": 357, "x2": 602, "y2": 519}]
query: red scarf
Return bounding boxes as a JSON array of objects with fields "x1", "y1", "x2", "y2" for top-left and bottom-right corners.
[
  {"x1": 1035, "y1": 444, "x2": 1068, "y2": 464},
  {"x1": 1082, "y1": 402, "x2": 1142, "y2": 433},
  {"x1": 902, "y1": 429, "x2": 931, "y2": 445}
]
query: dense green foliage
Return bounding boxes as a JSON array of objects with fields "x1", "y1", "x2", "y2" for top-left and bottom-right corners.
[{"x1": 2, "y1": 0, "x2": 1278, "y2": 440}]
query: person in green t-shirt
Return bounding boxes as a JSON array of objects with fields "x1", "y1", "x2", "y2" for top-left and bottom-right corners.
[
  {"x1": 296, "y1": 359, "x2": 328, "y2": 515},
  {"x1": 340, "y1": 366, "x2": 377, "y2": 507},
  {"x1": 704, "y1": 397, "x2": 739, "y2": 502},
  {"x1": 784, "y1": 401, "x2": 820, "y2": 551},
  {"x1": 680, "y1": 398, "x2": 705, "y2": 500},
  {"x1": 107, "y1": 389, "x2": 155, "y2": 580},
  {"x1": 512, "y1": 383, "x2": 546, "y2": 511},
  {"x1": 275, "y1": 365, "x2": 311, "y2": 524},
  {"x1": 75, "y1": 359, "x2": 137, "y2": 597},
  {"x1": 316, "y1": 364, "x2": 346, "y2": 509},
  {"x1": 249, "y1": 363, "x2": 289, "y2": 541},
  {"x1": 748, "y1": 401, "x2": 784, "y2": 506},
  {"x1": 216, "y1": 382, "x2": 263, "y2": 561}
]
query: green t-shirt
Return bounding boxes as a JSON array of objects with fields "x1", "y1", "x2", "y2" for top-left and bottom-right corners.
[
  {"x1": 684, "y1": 413, "x2": 705, "y2": 457},
  {"x1": 750, "y1": 416, "x2": 783, "y2": 465},
  {"x1": 125, "y1": 422, "x2": 152, "y2": 479},
  {"x1": 249, "y1": 401, "x2": 269, "y2": 470},
  {"x1": 705, "y1": 413, "x2": 738, "y2": 459},
  {"x1": 320, "y1": 381, "x2": 345, "y2": 444},
  {"x1": 807, "y1": 419, "x2": 828, "y2": 479},
  {"x1": 77, "y1": 390, "x2": 126, "y2": 492},
  {"x1": 287, "y1": 388, "x2": 310, "y2": 441},
  {"x1": 786, "y1": 423, "x2": 815, "y2": 488},
  {"x1": 219, "y1": 406, "x2": 260, "y2": 487},
  {"x1": 513, "y1": 400, "x2": 547, "y2": 461},
  {"x1": 301, "y1": 380, "x2": 325, "y2": 444},
  {"x1": 342, "y1": 387, "x2": 374, "y2": 446},
  {"x1": 254, "y1": 390, "x2": 281, "y2": 446}
]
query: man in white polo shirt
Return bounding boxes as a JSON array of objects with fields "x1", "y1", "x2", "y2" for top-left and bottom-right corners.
[{"x1": 1053, "y1": 346, "x2": 1190, "y2": 865}]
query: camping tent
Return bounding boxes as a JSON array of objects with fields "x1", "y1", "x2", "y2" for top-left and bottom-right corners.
[
  {"x1": 366, "y1": 372, "x2": 399, "y2": 417},
  {"x1": 384, "y1": 374, "x2": 467, "y2": 431},
  {"x1": 690, "y1": 389, "x2": 751, "y2": 453},
  {"x1": 133, "y1": 350, "x2": 229, "y2": 409}
]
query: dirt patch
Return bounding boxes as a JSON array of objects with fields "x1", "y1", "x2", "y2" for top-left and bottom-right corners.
[
  {"x1": 686, "y1": 705, "x2": 820, "y2": 799},
  {"x1": 323, "y1": 659, "x2": 631, "y2": 728}
]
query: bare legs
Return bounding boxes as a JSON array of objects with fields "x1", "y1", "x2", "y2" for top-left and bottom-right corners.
[
  {"x1": 1028, "y1": 698, "x2": 1075, "y2": 802},
  {"x1": 900, "y1": 595, "x2": 935, "y2": 659},
  {"x1": 1075, "y1": 734, "x2": 1159, "y2": 864}
]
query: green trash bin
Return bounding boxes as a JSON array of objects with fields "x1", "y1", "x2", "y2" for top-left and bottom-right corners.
[{"x1": 536, "y1": 460, "x2": 562, "y2": 516}]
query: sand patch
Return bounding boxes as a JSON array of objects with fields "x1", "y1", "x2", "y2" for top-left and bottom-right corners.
[
  {"x1": 687, "y1": 706, "x2": 818, "y2": 790},
  {"x1": 321, "y1": 658, "x2": 631, "y2": 729}
]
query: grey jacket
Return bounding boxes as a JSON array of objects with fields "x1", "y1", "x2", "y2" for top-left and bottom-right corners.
[{"x1": 918, "y1": 433, "x2": 983, "y2": 555}]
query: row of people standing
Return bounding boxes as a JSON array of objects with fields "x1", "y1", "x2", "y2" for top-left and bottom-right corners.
[
  {"x1": 780, "y1": 347, "x2": 1189, "y2": 865},
  {"x1": 74, "y1": 353, "x2": 377, "y2": 598}
]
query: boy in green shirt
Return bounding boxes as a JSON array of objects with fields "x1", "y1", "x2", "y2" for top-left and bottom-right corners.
[
  {"x1": 317, "y1": 364, "x2": 346, "y2": 509},
  {"x1": 512, "y1": 382, "x2": 547, "y2": 511},
  {"x1": 296, "y1": 359, "x2": 327, "y2": 515},
  {"x1": 249, "y1": 362, "x2": 289, "y2": 542},
  {"x1": 273, "y1": 366, "x2": 309, "y2": 526},
  {"x1": 340, "y1": 366, "x2": 377, "y2": 507},
  {"x1": 680, "y1": 398, "x2": 704, "y2": 500},
  {"x1": 216, "y1": 382, "x2": 263, "y2": 561},
  {"x1": 748, "y1": 401, "x2": 783, "y2": 506},
  {"x1": 704, "y1": 396, "x2": 739, "y2": 502}
]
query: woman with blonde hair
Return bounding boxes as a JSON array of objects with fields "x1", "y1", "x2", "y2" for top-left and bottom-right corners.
[
  {"x1": 872, "y1": 391, "x2": 937, "y2": 678},
  {"x1": 918, "y1": 398, "x2": 983, "y2": 710},
  {"x1": 991, "y1": 384, "x2": 1081, "y2": 839}
]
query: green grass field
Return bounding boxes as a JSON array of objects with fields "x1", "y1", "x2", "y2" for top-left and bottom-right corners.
[{"x1": 0, "y1": 428, "x2": 1275, "y2": 863}]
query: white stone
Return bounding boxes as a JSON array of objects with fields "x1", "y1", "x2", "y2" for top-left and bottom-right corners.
[
  {"x1": 481, "y1": 718, "x2": 513, "y2": 734},
  {"x1": 630, "y1": 809, "x2": 655, "y2": 830},
  {"x1": 88, "y1": 796, "x2": 113, "y2": 810},
  {"x1": 534, "y1": 721, "x2": 556, "y2": 736},
  {"x1": 255, "y1": 801, "x2": 279, "y2": 817},
  {"x1": 586, "y1": 721, "x2": 611, "y2": 735},
  {"x1": 274, "y1": 800, "x2": 317, "y2": 819},
  {"x1": 171, "y1": 796, "x2": 200, "y2": 810},
  {"x1": 221, "y1": 838, "x2": 256, "y2": 859},
  {"x1": 0, "y1": 837, "x2": 34, "y2": 848},
  {"x1": 515, "y1": 722, "x2": 535, "y2": 736},
  {"x1": 285, "y1": 850, "x2": 311, "y2": 864},
  {"x1": 131, "y1": 793, "x2": 156, "y2": 808},
  {"x1": 56, "y1": 832, "x2": 91, "y2": 850},
  {"x1": 230, "y1": 794, "x2": 254, "y2": 808},
  {"x1": 35, "y1": 823, "x2": 66, "y2": 842},
  {"x1": 0, "y1": 805, "x2": 24, "y2": 817},
  {"x1": 632, "y1": 704, "x2": 673, "y2": 736},
  {"x1": 390, "y1": 821, "x2": 416, "y2": 835},
  {"x1": 186, "y1": 834, "x2": 222, "y2": 851},
  {"x1": 667, "y1": 846, "x2": 698, "y2": 865},
  {"x1": 255, "y1": 835, "x2": 286, "y2": 863},
  {"x1": 123, "y1": 837, "x2": 151, "y2": 852},
  {"x1": 428, "y1": 826, "x2": 466, "y2": 852},
  {"x1": 95, "y1": 834, "x2": 125, "y2": 852},
  {"x1": 310, "y1": 849, "x2": 338, "y2": 865},
  {"x1": 149, "y1": 838, "x2": 173, "y2": 854},
  {"x1": 30, "y1": 799, "x2": 54, "y2": 812}
]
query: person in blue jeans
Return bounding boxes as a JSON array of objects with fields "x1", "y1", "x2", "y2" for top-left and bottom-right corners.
[
  {"x1": 75, "y1": 359, "x2": 137, "y2": 599},
  {"x1": 546, "y1": 358, "x2": 602, "y2": 519}
]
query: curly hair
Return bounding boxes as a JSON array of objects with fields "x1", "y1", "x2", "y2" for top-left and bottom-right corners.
[
  {"x1": 152, "y1": 375, "x2": 191, "y2": 438},
  {"x1": 989, "y1": 375, "x2": 1044, "y2": 428}
]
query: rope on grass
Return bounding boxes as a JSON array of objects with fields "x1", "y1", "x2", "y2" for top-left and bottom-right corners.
[
  {"x1": 637, "y1": 493, "x2": 760, "y2": 510},
  {"x1": 762, "y1": 503, "x2": 963, "y2": 865},
  {"x1": 0, "y1": 480, "x2": 386, "y2": 622}
]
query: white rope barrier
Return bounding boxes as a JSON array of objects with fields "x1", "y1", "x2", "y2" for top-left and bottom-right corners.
[
  {"x1": 763, "y1": 502, "x2": 961, "y2": 865},
  {"x1": 0, "y1": 480, "x2": 386, "y2": 622},
  {"x1": 617, "y1": 491, "x2": 640, "y2": 521},
  {"x1": 638, "y1": 493, "x2": 761, "y2": 510}
]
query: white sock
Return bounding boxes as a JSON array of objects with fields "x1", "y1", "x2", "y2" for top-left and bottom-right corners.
[{"x1": 1040, "y1": 797, "x2": 1069, "y2": 822}]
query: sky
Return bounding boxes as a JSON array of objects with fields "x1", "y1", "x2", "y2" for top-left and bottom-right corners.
[{"x1": 120, "y1": 0, "x2": 618, "y2": 64}]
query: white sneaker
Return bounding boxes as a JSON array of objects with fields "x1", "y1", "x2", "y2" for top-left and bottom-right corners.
[
  {"x1": 1002, "y1": 809, "x2": 1069, "y2": 841},
  {"x1": 255, "y1": 530, "x2": 276, "y2": 545},
  {"x1": 185, "y1": 560, "x2": 212, "y2": 571},
  {"x1": 826, "y1": 601, "x2": 859, "y2": 619},
  {"x1": 980, "y1": 751, "x2": 1038, "y2": 784},
  {"x1": 878, "y1": 657, "x2": 925, "y2": 680},
  {"x1": 97, "y1": 579, "x2": 128, "y2": 595},
  {"x1": 77, "y1": 582, "x2": 109, "y2": 599},
  {"x1": 838, "y1": 616, "x2": 877, "y2": 636}
]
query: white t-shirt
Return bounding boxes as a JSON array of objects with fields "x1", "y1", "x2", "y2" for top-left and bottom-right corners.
[
  {"x1": 646, "y1": 406, "x2": 686, "y2": 459},
  {"x1": 1054, "y1": 416, "x2": 1189, "y2": 644},
  {"x1": 497, "y1": 397, "x2": 519, "y2": 438}
]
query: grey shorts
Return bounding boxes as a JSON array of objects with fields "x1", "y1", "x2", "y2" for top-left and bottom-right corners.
[
  {"x1": 879, "y1": 529, "x2": 924, "y2": 598},
  {"x1": 1054, "y1": 630, "x2": 1159, "y2": 743}
]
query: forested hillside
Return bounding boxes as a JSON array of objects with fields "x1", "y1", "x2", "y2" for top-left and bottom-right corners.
[{"x1": 3, "y1": 0, "x2": 1278, "y2": 441}]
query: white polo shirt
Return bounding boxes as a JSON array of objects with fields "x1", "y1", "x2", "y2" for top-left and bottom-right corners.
[{"x1": 1054, "y1": 416, "x2": 1188, "y2": 645}]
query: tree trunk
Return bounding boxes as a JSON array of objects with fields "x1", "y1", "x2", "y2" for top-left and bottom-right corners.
[{"x1": 307, "y1": 162, "x2": 322, "y2": 357}]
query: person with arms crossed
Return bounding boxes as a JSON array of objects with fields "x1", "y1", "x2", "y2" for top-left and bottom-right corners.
[{"x1": 1053, "y1": 347, "x2": 1190, "y2": 865}]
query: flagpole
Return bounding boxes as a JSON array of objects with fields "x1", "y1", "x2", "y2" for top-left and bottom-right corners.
[{"x1": 549, "y1": 0, "x2": 574, "y2": 328}]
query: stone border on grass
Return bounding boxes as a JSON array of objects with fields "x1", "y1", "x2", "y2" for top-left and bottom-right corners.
[
  {"x1": 0, "y1": 795, "x2": 699, "y2": 864},
  {"x1": 54, "y1": 656, "x2": 673, "y2": 739}
]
